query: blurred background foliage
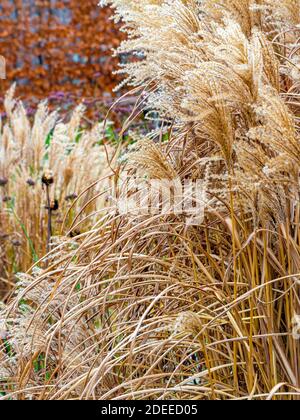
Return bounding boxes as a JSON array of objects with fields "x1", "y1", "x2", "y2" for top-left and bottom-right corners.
[{"x1": 0, "y1": 0, "x2": 125, "y2": 118}]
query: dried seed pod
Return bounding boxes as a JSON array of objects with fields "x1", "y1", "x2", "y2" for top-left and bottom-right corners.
[
  {"x1": 26, "y1": 178, "x2": 36, "y2": 187},
  {"x1": 42, "y1": 171, "x2": 54, "y2": 186},
  {"x1": 51, "y1": 199, "x2": 59, "y2": 211},
  {"x1": 0, "y1": 177, "x2": 8, "y2": 187},
  {"x1": 45, "y1": 199, "x2": 59, "y2": 211}
]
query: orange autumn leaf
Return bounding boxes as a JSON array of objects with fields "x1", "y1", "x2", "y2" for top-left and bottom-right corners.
[{"x1": 0, "y1": 2, "x2": 124, "y2": 104}]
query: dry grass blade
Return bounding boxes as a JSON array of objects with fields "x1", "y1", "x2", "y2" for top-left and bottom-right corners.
[{"x1": 1, "y1": 0, "x2": 300, "y2": 400}]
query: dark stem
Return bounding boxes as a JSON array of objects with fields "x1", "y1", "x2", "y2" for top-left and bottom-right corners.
[{"x1": 46, "y1": 184, "x2": 52, "y2": 255}]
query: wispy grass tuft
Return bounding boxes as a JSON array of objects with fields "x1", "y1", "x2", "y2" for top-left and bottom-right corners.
[
  {"x1": 1, "y1": 0, "x2": 300, "y2": 400},
  {"x1": 0, "y1": 88, "x2": 111, "y2": 297}
]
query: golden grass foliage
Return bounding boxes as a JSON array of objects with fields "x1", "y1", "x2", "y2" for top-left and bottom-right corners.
[
  {"x1": 0, "y1": 86, "x2": 109, "y2": 297},
  {"x1": 1, "y1": 0, "x2": 300, "y2": 399}
]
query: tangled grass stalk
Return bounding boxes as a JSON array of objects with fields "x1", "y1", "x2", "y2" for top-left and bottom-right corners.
[{"x1": 1, "y1": 0, "x2": 300, "y2": 400}]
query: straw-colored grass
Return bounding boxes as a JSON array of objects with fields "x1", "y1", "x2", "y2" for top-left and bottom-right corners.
[
  {"x1": 1, "y1": 0, "x2": 300, "y2": 400},
  {"x1": 0, "y1": 86, "x2": 110, "y2": 297}
]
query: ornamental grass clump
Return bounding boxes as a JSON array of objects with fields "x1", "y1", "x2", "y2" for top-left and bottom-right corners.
[
  {"x1": 0, "y1": 86, "x2": 110, "y2": 297},
  {"x1": 1, "y1": 0, "x2": 300, "y2": 400}
]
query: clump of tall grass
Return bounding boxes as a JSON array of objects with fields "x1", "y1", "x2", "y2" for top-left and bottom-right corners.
[
  {"x1": 1, "y1": 0, "x2": 300, "y2": 400},
  {"x1": 0, "y1": 85, "x2": 110, "y2": 297}
]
